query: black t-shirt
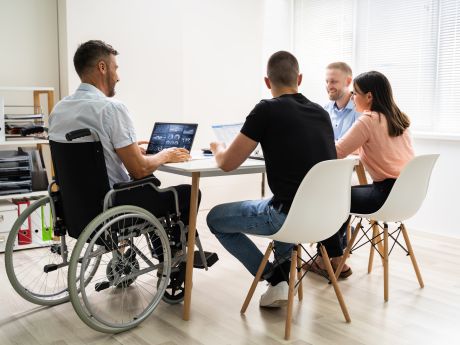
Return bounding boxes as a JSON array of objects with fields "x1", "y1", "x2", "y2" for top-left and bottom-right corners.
[{"x1": 241, "y1": 93, "x2": 336, "y2": 208}]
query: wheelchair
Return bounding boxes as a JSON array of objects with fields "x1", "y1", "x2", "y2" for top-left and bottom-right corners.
[{"x1": 4, "y1": 128, "x2": 217, "y2": 333}]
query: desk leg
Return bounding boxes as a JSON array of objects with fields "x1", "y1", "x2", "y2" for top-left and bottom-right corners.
[
  {"x1": 348, "y1": 161, "x2": 369, "y2": 247},
  {"x1": 183, "y1": 172, "x2": 200, "y2": 321},
  {"x1": 356, "y1": 161, "x2": 368, "y2": 185}
]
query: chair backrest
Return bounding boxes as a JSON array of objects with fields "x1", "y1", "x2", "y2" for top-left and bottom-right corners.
[
  {"x1": 363, "y1": 154, "x2": 439, "y2": 222},
  {"x1": 50, "y1": 139, "x2": 110, "y2": 238},
  {"x1": 271, "y1": 158, "x2": 356, "y2": 244}
]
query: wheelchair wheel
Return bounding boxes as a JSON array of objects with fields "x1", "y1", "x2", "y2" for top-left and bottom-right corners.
[
  {"x1": 68, "y1": 205, "x2": 171, "y2": 333},
  {"x1": 160, "y1": 261, "x2": 186, "y2": 304},
  {"x1": 4, "y1": 196, "x2": 100, "y2": 306}
]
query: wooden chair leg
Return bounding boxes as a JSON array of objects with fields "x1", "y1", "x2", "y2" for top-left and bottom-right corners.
[
  {"x1": 368, "y1": 222, "x2": 376, "y2": 273},
  {"x1": 375, "y1": 224, "x2": 385, "y2": 266},
  {"x1": 320, "y1": 245, "x2": 351, "y2": 323},
  {"x1": 285, "y1": 248, "x2": 298, "y2": 340},
  {"x1": 335, "y1": 220, "x2": 361, "y2": 279},
  {"x1": 400, "y1": 224, "x2": 424, "y2": 288},
  {"x1": 241, "y1": 242, "x2": 273, "y2": 314},
  {"x1": 368, "y1": 221, "x2": 385, "y2": 273},
  {"x1": 346, "y1": 219, "x2": 351, "y2": 251},
  {"x1": 383, "y1": 223, "x2": 389, "y2": 302},
  {"x1": 296, "y1": 244, "x2": 303, "y2": 301}
]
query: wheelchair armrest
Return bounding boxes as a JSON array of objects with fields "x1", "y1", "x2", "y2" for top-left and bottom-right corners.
[
  {"x1": 113, "y1": 175, "x2": 161, "y2": 190},
  {"x1": 106, "y1": 175, "x2": 181, "y2": 217}
]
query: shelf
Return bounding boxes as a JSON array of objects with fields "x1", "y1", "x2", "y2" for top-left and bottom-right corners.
[
  {"x1": 0, "y1": 139, "x2": 48, "y2": 146},
  {"x1": 1, "y1": 139, "x2": 48, "y2": 146},
  {"x1": 0, "y1": 190, "x2": 48, "y2": 201},
  {"x1": 0, "y1": 86, "x2": 54, "y2": 92}
]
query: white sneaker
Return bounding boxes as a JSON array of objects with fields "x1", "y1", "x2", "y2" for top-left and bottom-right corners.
[{"x1": 259, "y1": 281, "x2": 289, "y2": 308}]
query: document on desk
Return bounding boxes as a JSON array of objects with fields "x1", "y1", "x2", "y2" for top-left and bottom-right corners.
[{"x1": 190, "y1": 151, "x2": 213, "y2": 161}]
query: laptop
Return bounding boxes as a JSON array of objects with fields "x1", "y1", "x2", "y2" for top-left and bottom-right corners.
[
  {"x1": 211, "y1": 123, "x2": 264, "y2": 160},
  {"x1": 146, "y1": 122, "x2": 198, "y2": 154}
]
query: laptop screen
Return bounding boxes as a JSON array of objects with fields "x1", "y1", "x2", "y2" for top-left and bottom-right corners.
[
  {"x1": 146, "y1": 122, "x2": 198, "y2": 154},
  {"x1": 211, "y1": 122, "x2": 263, "y2": 160},
  {"x1": 211, "y1": 123, "x2": 243, "y2": 147}
]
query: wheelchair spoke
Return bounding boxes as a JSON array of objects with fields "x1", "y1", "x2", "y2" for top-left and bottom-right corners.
[
  {"x1": 5, "y1": 197, "x2": 84, "y2": 304},
  {"x1": 68, "y1": 206, "x2": 172, "y2": 332}
]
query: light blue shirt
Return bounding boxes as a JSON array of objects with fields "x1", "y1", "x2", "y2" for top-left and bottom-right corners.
[
  {"x1": 324, "y1": 99, "x2": 360, "y2": 141},
  {"x1": 49, "y1": 83, "x2": 137, "y2": 186}
]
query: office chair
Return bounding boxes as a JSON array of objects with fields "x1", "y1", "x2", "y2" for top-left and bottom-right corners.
[
  {"x1": 240, "y1": 158, "x2": 356, "y2": 340},
  {"x1": 335, "y1": 154, "x2": 440, "y2": 301}
]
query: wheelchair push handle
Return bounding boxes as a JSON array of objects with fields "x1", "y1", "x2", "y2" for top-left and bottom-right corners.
[{"x1": 66, "y1": 129, "x2": 93, "y2": 141}]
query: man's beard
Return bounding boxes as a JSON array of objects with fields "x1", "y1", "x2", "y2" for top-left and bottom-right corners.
[
  {"x1": 106, "y1": 74, "x2": 116, "y2": 97},
  {"x1": 328, "y1": 89, "x2": 345, "y2": 101},
  {"x1": 108, "y1": 86, "x2": 116, "y2": 97}
]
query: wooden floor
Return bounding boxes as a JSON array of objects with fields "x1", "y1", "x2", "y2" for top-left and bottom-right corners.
[{"x1": 1, "y1": 210, "x2": 459, "y2": 345}]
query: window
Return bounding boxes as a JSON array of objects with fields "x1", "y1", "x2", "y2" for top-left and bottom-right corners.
[
  {"x1": 294, "y1": 0, "x2": 460, "y2": 135},
  {"x1": 437, "y1": 0, "x2": 460, "y2": 133},
  {"x1": 294, "y1": 0, "x2": 354, "y2": 105}
]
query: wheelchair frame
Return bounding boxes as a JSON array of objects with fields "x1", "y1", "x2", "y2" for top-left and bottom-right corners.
[{"x1": 4, "y1": 128, "x2": 211, "y2": 333}]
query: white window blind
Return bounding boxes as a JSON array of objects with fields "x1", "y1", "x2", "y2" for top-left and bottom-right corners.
[
  {"x1": 293, "y1": 0, "x2": 354, "y2": 105},
  {"x1": 436, "y1": 0, "x2": 460, "y2": 133},
  {"x1": 294, "y1": 0, "x2": 460, "y2": 135},
  {"x1": 355, "y1": 0, "x2": 438, "y2": 132}
]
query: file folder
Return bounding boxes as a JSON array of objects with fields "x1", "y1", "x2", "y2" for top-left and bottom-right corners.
[
  {"x1": 41, "y1": 202, "x2": 52, "y2": 241},
  {"x1": 15, "y1": 199, "x2": 32, "y2": 245}
]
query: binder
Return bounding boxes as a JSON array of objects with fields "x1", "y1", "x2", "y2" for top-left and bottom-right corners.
[
  {"x1": 41, "y1": 202, "x2": 52, "y2": 241},
  {"x1": 15, "y1": 199, "x2": 31, "y2": 245}
]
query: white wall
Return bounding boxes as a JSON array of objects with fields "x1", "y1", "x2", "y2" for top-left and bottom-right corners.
[
  {"x1": 406, "y1": 138, "x2": 459, "y2": 238},
  {"x1": 0, "y1": 0, "x2": 60, "y2": 107},
  {"x1": 58, "y1": 0, "x2": 271, "y2": 209},
  {"x1": 59, "y1": 0, "x2": 184, "y2": 140}
]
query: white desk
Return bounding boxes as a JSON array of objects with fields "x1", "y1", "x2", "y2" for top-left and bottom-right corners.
[{"x1": 158, "y1": 157, "x2": 266, "y2": 320}]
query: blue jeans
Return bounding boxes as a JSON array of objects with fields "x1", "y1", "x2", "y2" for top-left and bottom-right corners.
[{"x1": 206, "y1": 198, "x2": 294, "y2": 277}]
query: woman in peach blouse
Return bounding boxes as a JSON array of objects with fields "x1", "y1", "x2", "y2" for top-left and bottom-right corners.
[{"x1": 311, "y1": 71, "x2": 414, "y2": 278}]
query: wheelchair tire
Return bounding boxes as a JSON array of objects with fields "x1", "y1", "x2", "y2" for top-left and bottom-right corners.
[
  {"x1": 5, "y1": 196, "x2": 100, "y2": 306},
  {"x1": 68, "y1": 205, "x2": 171, "y2": 333}
]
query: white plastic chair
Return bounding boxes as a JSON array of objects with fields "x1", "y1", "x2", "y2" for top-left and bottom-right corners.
[
  {"x1": 336, "y1": 154, "x2": 440, "y2": 302},
  {"x1": 240, "y1": 158, "x2": 356, "y2": 340}
]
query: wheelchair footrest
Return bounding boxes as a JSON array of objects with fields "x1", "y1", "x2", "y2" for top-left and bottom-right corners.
[
  {"x1": 95, "y1": 281, "x2": 111, "y2": 292},
  {"x1": 44, "y1": 264, "x2": 58, "y2": 273},
  {"x1": 193, "y1": 251, "x2": 219, "y2": 269}
]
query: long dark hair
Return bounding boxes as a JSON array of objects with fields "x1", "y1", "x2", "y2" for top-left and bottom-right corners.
[{"x1": 354, "y1": 71, "x2": 410, "y2": 137}]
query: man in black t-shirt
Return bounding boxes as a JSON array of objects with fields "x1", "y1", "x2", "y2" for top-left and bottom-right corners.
[{"x1": 207, "y1": 51, "x2": 341, "y2": 308}]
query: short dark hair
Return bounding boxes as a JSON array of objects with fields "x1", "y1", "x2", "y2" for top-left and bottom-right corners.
[
  {"x1": 326, "y1": 62, "x2": 352, "y2": 76},
  {"x1": 354, "y1": 71, "x2": 410, "y2": 137},
  {"x1": 73, "y1": 40, "x2": 118, "y2": 78},
  {"x1": 267, "y1": 51, "x2": 299, "y2": 87}
]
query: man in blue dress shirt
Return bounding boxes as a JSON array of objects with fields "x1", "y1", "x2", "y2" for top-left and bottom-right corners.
[
  {"x1": 324, "y1": 62, "x2": 360, "y2": 141},
  {"x1": 323, "y1": 62, "x2": 361, "y2": 260}
]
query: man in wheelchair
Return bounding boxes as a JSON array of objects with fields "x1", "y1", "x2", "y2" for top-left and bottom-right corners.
[
  {"x1": 50, "y1": 40, "x2": 196, "y2": 221},
  {"x1": 50, "y1": 40, "x2": 204, "y2": 249},
  {"x1": 22, "y1": 39, "x2": 216, "y2": 331}
]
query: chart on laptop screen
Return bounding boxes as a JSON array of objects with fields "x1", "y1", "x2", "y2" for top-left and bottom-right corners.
[{"x1": 146, "y1": 122, "x2": 198, "y2": 154}]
